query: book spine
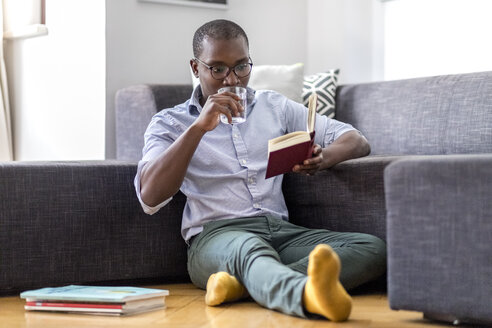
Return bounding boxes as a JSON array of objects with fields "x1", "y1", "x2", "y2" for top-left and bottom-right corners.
[
  {"x1": 25, "y1": 301, "x2": 123, "y2": 309},
  {"x1": 307, "y1": 132, "x2": 315, "y2": 158},
  {"x1": 24, "y1": 305, "x2": 123, "y2": 313}
]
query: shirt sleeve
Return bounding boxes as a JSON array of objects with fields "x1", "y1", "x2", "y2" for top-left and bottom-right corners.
[
  {"x1": 133, "y1": 112, "x2": 178, "y2": 215},
  {"x1": 134, "y1": 160, "x2": 173, "y2": 215},
  {"x1": 282, "y1": 97, "x2": 361, "y2": 147},
  {"x1": 319, "y1": 117, "x2": 360, "y2": 147}
]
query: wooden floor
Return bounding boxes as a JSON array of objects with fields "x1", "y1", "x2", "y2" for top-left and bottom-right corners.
[{"x1": 0, "y1": 283, "x2": 449, "y2": 328}]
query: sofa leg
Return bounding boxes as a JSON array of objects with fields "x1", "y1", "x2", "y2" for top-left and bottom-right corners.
[
  {"x1": 424, "y1": 312, "x2": 492, "y2": 326},
  {"x1": 423, "y1": 312, "x2": 460, "y2": 325}
]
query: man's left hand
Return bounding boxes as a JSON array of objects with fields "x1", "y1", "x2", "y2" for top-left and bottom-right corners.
[{"x1": 292, "y1": 144, "x2": 323, "y2": 176}]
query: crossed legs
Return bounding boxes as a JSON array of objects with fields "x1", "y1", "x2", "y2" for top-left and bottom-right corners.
[
  {"x1": 204, "y1": 244, "x2": 352, "y2": 321},
  {"x1": 187, "y1": 217, "x2": 386, "y2": 321}
]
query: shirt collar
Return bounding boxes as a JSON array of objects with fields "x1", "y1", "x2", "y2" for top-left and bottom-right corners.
[{"x1": 188, "y1": 85, "x2": 203, "y2": 116}]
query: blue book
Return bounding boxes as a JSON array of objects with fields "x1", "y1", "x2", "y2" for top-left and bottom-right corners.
[{"x1": 20, "y1": 285, "x2": 169, "y2": 303}]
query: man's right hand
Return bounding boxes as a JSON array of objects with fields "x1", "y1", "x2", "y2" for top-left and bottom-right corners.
[{"x1": 193, "y1": 91, "x2": 244, "y2": 131}]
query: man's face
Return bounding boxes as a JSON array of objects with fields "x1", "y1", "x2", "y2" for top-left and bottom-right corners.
[{"x1": 191, "y1": 36, "x2": 250, "y2": 103}]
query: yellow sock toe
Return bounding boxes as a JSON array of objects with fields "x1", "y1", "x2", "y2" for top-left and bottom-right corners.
[
  {"x1": 205, "y1": 272, "x2": 248, "y2": 306},
  {"x1": 303, "y1": 244, "x2": 352, "y2": 322}
]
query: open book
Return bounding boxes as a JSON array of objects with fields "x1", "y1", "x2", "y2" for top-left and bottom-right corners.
[{"x1": 265, "y1": 93, "x2": 317, "y2": 179}]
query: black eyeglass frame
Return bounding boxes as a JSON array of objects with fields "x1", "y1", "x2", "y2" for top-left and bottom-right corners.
[{"x1": 194, "y1": 57, "x2": 254, "y2": 80}]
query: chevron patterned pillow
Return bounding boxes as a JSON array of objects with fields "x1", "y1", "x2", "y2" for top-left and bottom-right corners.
[{"x1": 302, "y1": 69, "x2": 339, "y2": 118}]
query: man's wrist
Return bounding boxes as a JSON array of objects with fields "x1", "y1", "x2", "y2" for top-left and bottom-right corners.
[{"x1": 189, "y1": 122, "x2": 208, "y2": 137}]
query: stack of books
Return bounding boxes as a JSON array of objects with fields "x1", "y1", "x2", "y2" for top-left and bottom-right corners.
[{"x1": 20, "y1": 285, "x2": 169, "y2": 316}]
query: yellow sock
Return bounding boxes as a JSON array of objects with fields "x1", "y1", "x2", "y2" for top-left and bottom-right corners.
[
  {"x1": 205, "y1": 272, "x2": 249, "y2": 306},
  {"x1": 303, "y1": 244, "x2": 353, "y2": 322}
]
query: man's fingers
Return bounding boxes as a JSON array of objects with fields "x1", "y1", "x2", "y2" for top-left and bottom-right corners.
[
  {"x1": 303, "y1": 156, "x2": 322, "y2": 166},
  {"x1": 293, "y1": 163, "x2": 320, "y2": 173},
  {"x1": 217, "y1": 96, "x2": 243, "y2": 118}
]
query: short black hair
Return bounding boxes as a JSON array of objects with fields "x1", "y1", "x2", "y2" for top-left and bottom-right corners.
[{"x1": 193, "y1": 19, "x2": 249, "y2": 58}]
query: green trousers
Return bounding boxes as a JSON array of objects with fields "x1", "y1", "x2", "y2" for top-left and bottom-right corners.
[{"x1": 187, "y1": 215, "x2": 386, "y2": 318}]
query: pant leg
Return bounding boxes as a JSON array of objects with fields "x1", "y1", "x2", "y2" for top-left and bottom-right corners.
[
  {"x1": 187, "y1": 218, "x2": 309, "y2": 317},
  {"x1": 273, "y1": 220, "x2": 387, "y2": 291}
]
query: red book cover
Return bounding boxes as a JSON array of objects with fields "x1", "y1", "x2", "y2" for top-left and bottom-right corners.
[
  {"x1": 265, "y1": 136, "x2": 314, "y2": 179},
  {"x1": 265, "y1": 93, "x2": 317, "y2": 179}
]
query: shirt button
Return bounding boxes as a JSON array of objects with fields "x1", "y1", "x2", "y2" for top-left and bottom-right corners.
[
  {"x1": 253, "y1": 203, "x2": 260, "y2": 208},
  {"x1": 241, "y1": 159, "x2": 247, "y2": 165}
]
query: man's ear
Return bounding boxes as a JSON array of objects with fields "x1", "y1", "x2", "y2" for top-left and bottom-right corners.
[{"x1": 190, "y1": 59, "x2": 199, "y2": 78}]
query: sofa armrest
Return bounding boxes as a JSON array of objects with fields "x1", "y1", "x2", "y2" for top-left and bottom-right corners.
[
  {"x1": 0, "y1": 161, "x2": 188, "y2": 294},
  {"x1": 283, "y1": 155, "x2": 401, "y2": 241},
  {"x1": 385, "y1": 154, "x2": 492, "y2": 324},
  {"x1": 115, "y1": 84, "x2": 192, "y2": 161}
]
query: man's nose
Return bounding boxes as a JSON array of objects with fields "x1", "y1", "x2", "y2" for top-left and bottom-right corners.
[{"x1": 223, "y1": 70, "x2": 240, "y2": 86}]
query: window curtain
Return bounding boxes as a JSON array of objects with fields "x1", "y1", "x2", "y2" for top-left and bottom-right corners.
[{"x1": 0, "y1": 0, "x2": 13, "y2": 161}]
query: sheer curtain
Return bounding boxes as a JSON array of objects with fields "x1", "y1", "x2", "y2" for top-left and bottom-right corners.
[{"x1": 0, "y1": 0, "x2": 13, "y2": 161}]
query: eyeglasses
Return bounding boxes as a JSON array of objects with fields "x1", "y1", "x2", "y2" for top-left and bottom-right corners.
[{"x1": 194, "y1": 57, "x2": 253, "y2": 80}]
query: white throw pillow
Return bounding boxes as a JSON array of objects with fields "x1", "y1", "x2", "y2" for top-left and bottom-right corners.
[{"x1": 248, "y1": 63, "x2": 304, "y2": 103}]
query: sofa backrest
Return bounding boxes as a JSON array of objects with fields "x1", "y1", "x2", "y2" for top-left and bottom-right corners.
[
  {"x1": 115, "y1": 71, "x2": 492, "y2": 160},
  {"x1": 336, "y1": 71, "x2": 492, "y2": 155},
  {"x1": 115, "y1": 84, "x2": 192, "y2": 161}
]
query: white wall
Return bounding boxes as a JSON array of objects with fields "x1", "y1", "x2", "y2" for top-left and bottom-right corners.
[
  {"x1": 5, "y1": 0, "x2": 105, "y2": 160},
  {"x1": 306, "y1": 0, "x2": 384, "y2": 84},
  {"x1": 6, "y1": 0, "x2": 381, "y2": 160},
  {"x1": 384, "y1": 0, "x2": 492, "y2": 80},
  {"x1": 105, "y1": 0, "x2": 308, "y2": 159}
]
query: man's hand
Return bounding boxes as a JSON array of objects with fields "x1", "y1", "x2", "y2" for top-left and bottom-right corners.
[
  {"x1": 292, "y1": 131, "x2": 370, "y2": 177},
  {"x1": 292, "y1": 144, "x2": 323, "y2": 176},
  {"x1": 193, "y1": 91, "x2": 244, "y2": 132}
]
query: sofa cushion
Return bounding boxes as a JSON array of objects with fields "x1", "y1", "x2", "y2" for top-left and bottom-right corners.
[
  {"x1": 385, "y1": 154, "x2": 492, "y2": 325},
  {"x1": 336, "y1": 71, "x2": 492, "y2": 155},
  {"x1": 302, "y1": 69, "x2": 339, "y2": 118},
  {"x1": 0, "y1": 161, "x2": 189, "y2": 294},
  {"x1": 115, "y1": 84, "x2": 193, "y2": 161},
  {"x1": 283, "y1": 155, "x2": 401, "y2": 242}
]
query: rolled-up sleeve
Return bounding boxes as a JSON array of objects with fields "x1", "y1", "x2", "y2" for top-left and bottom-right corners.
[
  {"x1": 134, "y1": 160, "x2": 173, "y2": 215},
  {"x1": 320, "y1": 117, "x2": 359, "y2": 147},
  {"x1": 134, "y1": 112, "x2": 178, "y2": 215}
]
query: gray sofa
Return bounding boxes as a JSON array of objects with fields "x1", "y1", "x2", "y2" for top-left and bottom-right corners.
[{"x1": 1, "y1": 71, "x2": 491, "y2": 325}]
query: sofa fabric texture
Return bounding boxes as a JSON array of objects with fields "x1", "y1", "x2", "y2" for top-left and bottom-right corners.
[
  {"x1": 336, "y1": 71, "x2": 492, "y2": 155},
  {"x1": 0, "y1": 161, "x2": 188, "y2": 294},
  {"x1": 385, "y1": 155, "x2": 492, "y2": 324},
  {"x1": 283, "y1": 155, "x2": 400, "y2": 242},
  {"x1": 115, "y1": 84, "x2": 193, "y2": 161}
]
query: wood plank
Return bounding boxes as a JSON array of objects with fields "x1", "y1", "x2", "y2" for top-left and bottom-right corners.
[{"x1": 0, "y1": 284, "x2": 439, "y2": 328}]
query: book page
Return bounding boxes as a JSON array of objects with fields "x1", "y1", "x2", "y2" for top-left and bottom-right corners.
[
  {"x1": 307, "y1": 93, "x2": 317, "y2": 133},
  {"x1": 268, "y1": 131, "x2": 310, "y2": 152}
]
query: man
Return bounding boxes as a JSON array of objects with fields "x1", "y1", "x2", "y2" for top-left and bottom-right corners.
[{"x1": 135, "y1": 19, "x2": 386, "y2": 321}]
